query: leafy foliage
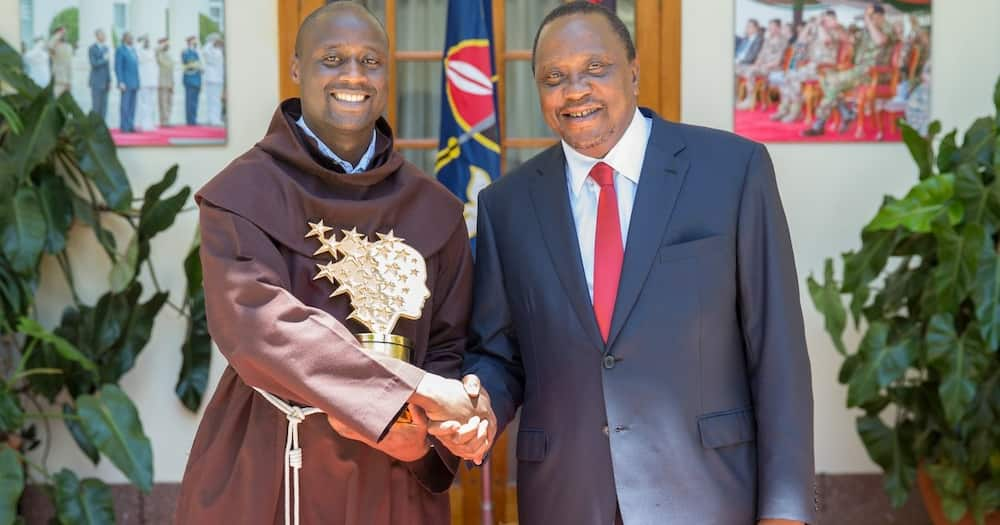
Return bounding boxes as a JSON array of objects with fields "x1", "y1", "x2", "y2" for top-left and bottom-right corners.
[
  {"x1": 810, "y1": 76, "x2": 1000, "y2": 524},
  {"x1": 0, "y1": 37, "x2": 211, "y2": 523}
]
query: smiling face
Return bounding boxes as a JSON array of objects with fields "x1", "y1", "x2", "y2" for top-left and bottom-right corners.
[
  {"x1": 533, "y1": 12, "x2": 638, "y2": 159},
  {"x1": 291, "y1": 6, "x2": 389, "y2": 139}
]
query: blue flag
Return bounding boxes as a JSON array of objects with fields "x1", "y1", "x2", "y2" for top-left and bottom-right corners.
[{"x1": 434, "y1": 0, "x2": 501, "y2": 244}]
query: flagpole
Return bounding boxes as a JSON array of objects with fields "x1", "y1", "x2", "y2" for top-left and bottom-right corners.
[{"x1": 481, "y1": 458, "x2": 494, "y2": 524}]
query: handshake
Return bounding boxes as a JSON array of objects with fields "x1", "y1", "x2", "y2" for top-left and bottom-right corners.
[{"x1": 327, "y1": 373, "x2": 497, "y2": 464}]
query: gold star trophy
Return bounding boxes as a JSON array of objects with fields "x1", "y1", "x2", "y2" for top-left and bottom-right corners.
[{"x1": 306, "y1": 220, "x2": 431, "y2": 422}]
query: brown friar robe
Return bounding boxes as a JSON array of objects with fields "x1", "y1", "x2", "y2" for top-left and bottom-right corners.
[{"x1": 175, "y1": 99, "x2": 472, "y2": 525}]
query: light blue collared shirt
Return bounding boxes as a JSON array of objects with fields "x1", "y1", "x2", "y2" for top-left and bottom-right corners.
[
  {"x1": 296, "y1": 116, "x2": 377, "y2": 173},
  {"x1": 562, "y1": 108, "x2": 652, "y2": 301}
]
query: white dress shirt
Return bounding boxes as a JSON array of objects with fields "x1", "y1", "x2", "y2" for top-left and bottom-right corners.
[
  {"x1": 296, "y1": 116, "x2": 377, "y2": 173},
  {"x1": 563, "y1": 108, "x2": 652, "y2": 301}
]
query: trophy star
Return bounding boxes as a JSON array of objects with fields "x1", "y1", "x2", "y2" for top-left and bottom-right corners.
[
  {"x1": 313, "y1": 238, "x2": 339, "y2": 258},
  {"x1": 376, "y1": 230, "x2": 403, "y2": 244},
  {"x1": 341, "y1": 227, "x2": 365, "y2": 243},
  {"x1": 331, "y1": 284, "x2": 350, "y2": 297},
  {"x1": 305, "y1": 220, "x2": 334, "y2": 239},
  {"x1": 314, "y1": 262, "x2": 338, "y2": 282}
]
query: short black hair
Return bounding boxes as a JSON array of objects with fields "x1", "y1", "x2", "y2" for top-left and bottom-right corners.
[
  {"x1": 747, "y1": 18, "x2": 760, "y2": 29},
  {"x1": 295, "y1": 0, "x2": 388, "y2": 57},
  {"x1": 871, "y1": 2, "x2": 886, "y2": 14},
  {"x1": 530, "y1": 1, "x2": 636, "y2": 73},
  {"x1": 769, "y1": 18, "x2": 781, "y2": 27},
  {"x1": 823, "y1": 9, "x2": 837, "y2": 17}
]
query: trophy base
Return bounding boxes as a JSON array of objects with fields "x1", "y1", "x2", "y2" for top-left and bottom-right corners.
[
  {"x1": 357, "y1": 333, "x2": 411, "y2": 362},
  {"x1": 357, "y1": 333, "x2": 414, "y2": 424}
]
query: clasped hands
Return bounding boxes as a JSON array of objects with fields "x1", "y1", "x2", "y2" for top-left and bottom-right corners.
[{"x1": 327, "y1": 373, "x2": 496, "y2": 464}]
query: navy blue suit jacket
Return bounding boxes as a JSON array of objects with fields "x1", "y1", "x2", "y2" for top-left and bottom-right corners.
[
  {"x1": 114, "y1": 45, "x2": 139, "y2": 89},
  {"x1": 464, "y1": 109, "x2": 816, "y2": 525},
  {"x1": 89, "y1": 43, "x2": 110, "y2": 89}
]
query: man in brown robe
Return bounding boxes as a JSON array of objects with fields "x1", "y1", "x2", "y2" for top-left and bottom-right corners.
[{"x1": 175, "y1": 4, "x2": 491, "y2": 524}]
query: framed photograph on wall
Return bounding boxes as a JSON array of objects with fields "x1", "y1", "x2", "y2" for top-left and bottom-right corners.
[
  {"x1": 19, "y1": 0, "x2": 227, "y2": 146},
  {"x1": 733, "y1": 0, "x2": 931, "y2": 143}
]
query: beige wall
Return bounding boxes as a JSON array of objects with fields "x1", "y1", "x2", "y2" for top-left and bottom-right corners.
[{"x1": 2, "y1": 0, "x2": 999, "y2": 483}]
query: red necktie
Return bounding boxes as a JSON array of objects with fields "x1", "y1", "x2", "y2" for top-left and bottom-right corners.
[{"x1": 590, "y1": 162, "x2": 623, "y2": 343}]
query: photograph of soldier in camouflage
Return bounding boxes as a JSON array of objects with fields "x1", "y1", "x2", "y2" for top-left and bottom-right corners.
[
  {"x1": 19, "y1": 0, "x2": 227, "y2": 146},
  {"x1": 733, "y1": 0, "x2": 931, "y2": 143}
]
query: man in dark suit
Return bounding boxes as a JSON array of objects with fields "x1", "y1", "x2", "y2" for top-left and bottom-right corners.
[
  {"x1": 88, "y1": 29, "x2": 111, "y2": 121},
  {"x1": 736, "y1": 18, "x2": 765, "y2": 65},
  {"x1": 115, "y1": 32, "x2": 139, "y2": 132},
  {"x1": 181, "y1": 36, "x2": 203, "y2": 126},
  {"x1": 438, "y1": 3, "x2": 815, "y2": 524}
]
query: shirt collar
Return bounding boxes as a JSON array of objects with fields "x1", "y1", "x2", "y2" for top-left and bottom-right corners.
[
  {"x1": 562, "y1": 107, "x2": 651, "y2": 196},
  {"x1": 295, "y1": 116, "x2": 377, "y2": 174}
]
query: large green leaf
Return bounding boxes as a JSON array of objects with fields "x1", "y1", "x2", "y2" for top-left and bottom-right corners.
[
  {"x1": 139, "y1": 165, "x2": 178, "y2": 219},
  {"x1": 76, "y1": 385, "x2": 153, "y2": 492},
  {"x1": 937, "y1": 130, "x2": 959, "y2": 174},
  {"x1": 874, "y1": 256, "x2": 929, "y2": 319},
  {"x1": 842, "y1": 229, "x2": 901, "y2": 292},
  {"x1": 955, "y1": 163, "x2": 1000, "y2": 226},
  {"x1": 3, "y1": 88, "x2": 62, "y2": 183},
  {"x1": 0, "y1": 445, "x2": 24, "y2": 525},
  {"x1": 972, "y1": 231, "x2": 1000, "y2": 351},
  {"x1": 0, "y1": 256, "x2": 30, "y2": 327},
  {"x1": 0, "y1": 98, "x2": 22, "y2": 134},
  {"x1": 847, "y1": 323, "x2": 914, "y2": 407},
  {"x1": 959, "y1": 117, "x2": 996, "y2": 168},
  {"x1": 176, "y1": 239, "x2": 211, "y2": 411},
  {"x1": 901, "y1": 122, "x2": 933, "y2": 180},
  {"x1": 108, "y1": 235, "x2": 139, "y2": 294},
  {"x1": 0, "y1": 187, "x2": 47, "y2": 275},
  {"x1": 63, "y1": 404, "x2": 100, "y2": 465},
  {"x1": 104, "y1": 289, "x2": 168, "y2": 384},
  {"x1": 0, "y1": 38, "x2": 40, "y2": 96},
  {"x1": 17, "y1": 317, "x2": 98, "y2": 376},
  {"x1": 857, "y1": 416, "x2": 915, "y2": 507},
  {"x1": 72, "y1": 113, "x2": 132, "y2": 211},
  {"x1": 926, "y1": 463, "x2": 966, "y2": 497},
  {"x1": 926, "y1": 314, "x2": 991, "y2": 425},
  {"x1": 866, "y1": 174, "x2": 963, "y2": 233},
  {"x1": 932, "y1": 223, "x2": 984, "y2": 313},
  {"x1": 0, "y1": 387, "x2": 23, "y2": 434},
  {"x1": 70, "y1": 194, "x2": 117, "y2": 259},
  {"x1": 51, "y1": 469, "x2": 115, "y2": 525},
  {"x1": 808, "y1": 259, "x2": 846, "y2": 355},
  {"x1": 138, "y1": 187, "x2": 191, "y2": 243},
  {"x1": 37, "y1": 172, "x2": 74, "y2": 254}
]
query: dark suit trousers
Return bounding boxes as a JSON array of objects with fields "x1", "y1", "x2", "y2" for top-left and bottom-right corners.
[
  {"x1": 120, "y1": 88, "x2": 137, "y2": 132},
  {"x1": 185, "y1": 85, "x2": 200, "y2": 125},
  {"x1": 91, "y1": 87, "x2": 108, "y2": 121}
]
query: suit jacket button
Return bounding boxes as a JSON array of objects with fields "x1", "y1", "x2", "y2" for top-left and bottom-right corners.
[{"x1": 603, "y1": 355, "x2": 616, "y2": 369}]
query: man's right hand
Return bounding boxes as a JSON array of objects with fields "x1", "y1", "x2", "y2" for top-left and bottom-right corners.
[{"x1": 409, "y1": 373, "x2": 482, "y2": 423}]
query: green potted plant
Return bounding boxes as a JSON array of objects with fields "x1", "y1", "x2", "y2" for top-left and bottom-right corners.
[
  {"x1": 809, "y1": 76, "x2": 1000, "y2": 525},
  {"x1": 0, "y1": 37, "x2": 210, "y2": 523}
]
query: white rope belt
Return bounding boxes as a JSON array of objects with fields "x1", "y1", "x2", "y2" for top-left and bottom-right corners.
[{"x1": 253, "y1": 388, "x2": 324, "y2": 525}]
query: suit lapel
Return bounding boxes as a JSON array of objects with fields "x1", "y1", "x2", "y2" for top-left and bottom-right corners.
[
  {"x1": 529, "y1": 146, "x2": 605, "y2": 351},
  {"x1": 606, "y1": 114, "x2": 690, "y2": 349}
]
